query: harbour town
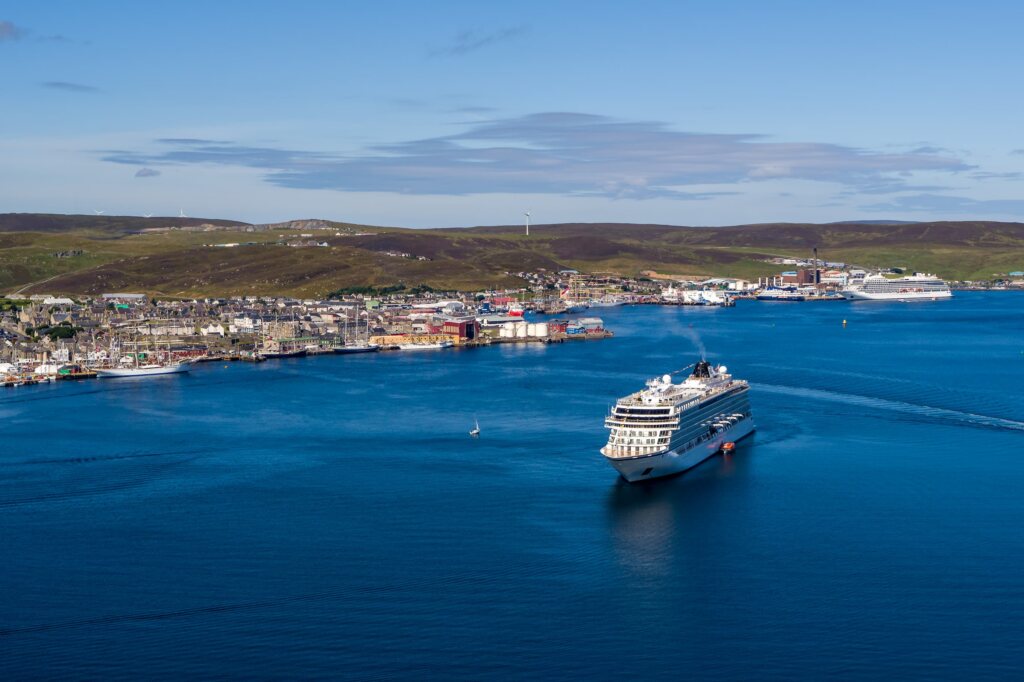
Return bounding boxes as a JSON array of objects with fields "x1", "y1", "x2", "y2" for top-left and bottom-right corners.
[
  {"x1": 8, "y1": 2, "x2": 1024, "y2": 677},
  {"x1": 3, "y1": 261, "x2": 1014, "y2": 386}
]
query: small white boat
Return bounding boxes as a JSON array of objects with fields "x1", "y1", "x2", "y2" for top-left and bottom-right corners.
[
  {"x1": 398, "y1": 340, "x2": 454, "y2": 351},
  {"x1": 469, "y1": 417, "x2": 481, "y2": 438},
  {"x1": 95, "y1": 363, "x2": 190, "y2": 378}
]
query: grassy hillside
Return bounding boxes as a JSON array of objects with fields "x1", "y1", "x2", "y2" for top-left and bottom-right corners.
[
  {"x1": 0, "y1": 213, "x2": 248, "y2": 234},
  {"x1": 2, "y1": 214, "x2": 1023, "y2": 296}
]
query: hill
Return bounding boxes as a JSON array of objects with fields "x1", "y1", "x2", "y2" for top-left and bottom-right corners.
[
  {"x1": 2, "y1": 214, "x2": 1023, "y2": 296},
  {"x1": 0, "y1": 213, "x2": 248, "y2": 234}
]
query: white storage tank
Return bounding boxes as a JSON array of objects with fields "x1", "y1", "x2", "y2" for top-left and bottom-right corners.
[{"x1": 514, "y1": 321, "x2": 528, "y2": 338}]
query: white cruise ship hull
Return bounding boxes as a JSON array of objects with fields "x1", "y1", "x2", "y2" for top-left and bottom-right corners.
[
  {"x1": 604, "y1": 417, "x2": 755, "y2": 483},
  {"x1": 96, "y1": 364, "x2": 190, "y2": 378},
  {"x1": 841, "y1": 289, "x2": 952, "y2": 301}
]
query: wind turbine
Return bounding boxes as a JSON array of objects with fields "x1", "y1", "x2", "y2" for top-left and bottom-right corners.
[
  {"x1": 179, "y1": 208, "x2": 187, "y2": 219},
  {"x1": 93, "y1": 209, "x2": 105, "y2": 215},
  {"x1": 524, "y1": 211, "x2": 531, "y2": 237},
  {"x1": 143, "y1": 213, "x2": 153, "y2": 218}
]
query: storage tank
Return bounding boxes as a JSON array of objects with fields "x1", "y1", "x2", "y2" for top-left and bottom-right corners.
[{"x1": 514, "y1": 321, "x2": 528, "y2": 338}]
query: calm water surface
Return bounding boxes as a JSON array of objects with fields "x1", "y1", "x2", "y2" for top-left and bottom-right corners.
[{"x1": 3, "y1": 292, "x2": 1024, "y2": 679}]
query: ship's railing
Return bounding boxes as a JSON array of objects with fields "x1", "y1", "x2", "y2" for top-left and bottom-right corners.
[
  {"x1": 602, "y1": 415, "x2": 748, "y2": 459},
  {"x1": 606, "y1": 411, "x2": 679, "y2": 421}
]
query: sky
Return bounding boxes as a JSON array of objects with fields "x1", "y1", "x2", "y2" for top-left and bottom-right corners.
[{"x1": 2, "y1": 0, "x2": 1024, "y2": 227}]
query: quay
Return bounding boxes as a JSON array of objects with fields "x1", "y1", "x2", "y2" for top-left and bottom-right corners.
[
  {"x1": 0, "y1": 291, "x2": 617, "y2": 387},
  {"x1": 1, "y1": 260, "x2": 966, "y2": 389}
]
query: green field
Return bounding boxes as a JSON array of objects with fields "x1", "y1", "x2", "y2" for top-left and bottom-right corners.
[{"x1": 2, "y1": 214, "x2": 1023, "y2": 296}]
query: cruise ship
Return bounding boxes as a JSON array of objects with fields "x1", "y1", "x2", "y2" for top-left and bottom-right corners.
[
  {"x1": 842, "y1": 273, "x2": 952, "y2": 301},
  {"x1": 600, "y1": 360, "x2": 754, "y2": 482}
]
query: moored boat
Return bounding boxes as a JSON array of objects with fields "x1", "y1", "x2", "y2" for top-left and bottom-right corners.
[
  {"x1": 398, "y1": 339, "x2": 454, "y2": 351},
  {"x1": 841, "y1": 273, "x2": 952, "y2": 301},
  {"x1": 756, "y1": 289, "x2": 805, "y2": 302},
  {"x1": 259, "y1": 347, "x2": 307, "y2": 359},
  {"x1": 95, "y1": 362, "x2": 190, "y2": 378},
  {"x1": 333, "y1": 342, "x2": 381, "y2": 355}
]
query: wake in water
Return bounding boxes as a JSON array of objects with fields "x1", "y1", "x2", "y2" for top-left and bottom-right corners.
[{"x1": 754, "y1": 383, "x2": 1024, "y2": 433}]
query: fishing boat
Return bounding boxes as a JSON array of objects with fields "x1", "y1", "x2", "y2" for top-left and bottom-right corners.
[
  {"x1": 56, "y1": 364, "x2": 97, "y2": 381},
  {"x1": 588, "y1": 295, "x2": 626, "y2": 308}
]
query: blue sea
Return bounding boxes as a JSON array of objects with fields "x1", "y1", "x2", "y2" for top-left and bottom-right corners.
[{"x1": 3, "y1": 292, "x2": 1024, "y2": 680}]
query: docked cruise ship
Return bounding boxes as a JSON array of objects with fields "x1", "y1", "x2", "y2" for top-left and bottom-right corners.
[
  {"x1": 600, "y1": 360, "x2": 754, "y2": 482},
  {"x1": 841, "y1": 273, "x2": 952, "y2": 301}
]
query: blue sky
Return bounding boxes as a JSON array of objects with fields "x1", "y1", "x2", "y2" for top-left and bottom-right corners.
[{"x1": 2, "y1": 0, "x2": 1024, "y2": 226}]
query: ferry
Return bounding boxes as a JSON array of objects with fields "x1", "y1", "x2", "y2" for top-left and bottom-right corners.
[
  {"x1": 841, "y1": 273, "x2": 952, "y2": 301},
  {"x1": 600, "y1": 359, "x2": 754, "y2": 482}
]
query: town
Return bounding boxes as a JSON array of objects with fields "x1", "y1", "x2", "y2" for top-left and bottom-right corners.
[{"x1": 2, "y1": 263, "x2": 1022, "y2": 385}]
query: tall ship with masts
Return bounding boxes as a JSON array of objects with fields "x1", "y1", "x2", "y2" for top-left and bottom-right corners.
[
  {"x1": 95, "y1": 325, "x2": 191, "y2": 378},
  {"x1": 600, "y1": 359, "x2": 754, "y2": 482},
  {"x1": 333, "y1": 301, "x2": 381, "y2": 354}
]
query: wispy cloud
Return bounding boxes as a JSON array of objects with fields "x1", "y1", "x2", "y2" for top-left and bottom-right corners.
[
  {"x1": 101, "y1": 112, "x2": 972, "y2": 200},
  {"x1": 134, "y1": 167, "x2": 161, "y2": 178},
  {"x1": 1, "y1": 20, "x2": 72, "y2": 43},
  {"x1": 864, "y1": 193, "x2": 1024, "y2": 215},
  {"x1": 452, "y1": 105, "x2": 498, "y2": 114},
  {"x1": 156, "y1": 137, "x2": 230, "y2": 145},
  {"x1": 969, "y1": 171, "x2": 1022, "y2": 181},
  {"x1": 0, "y1": 19, "x2": 25, "y2": 41},
  {"x1": 42, "y1": 80, "x2": 99, "y2": 93},
  {"x1": 430, "y1": 25, "x2": 528, "y2": 56}
]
